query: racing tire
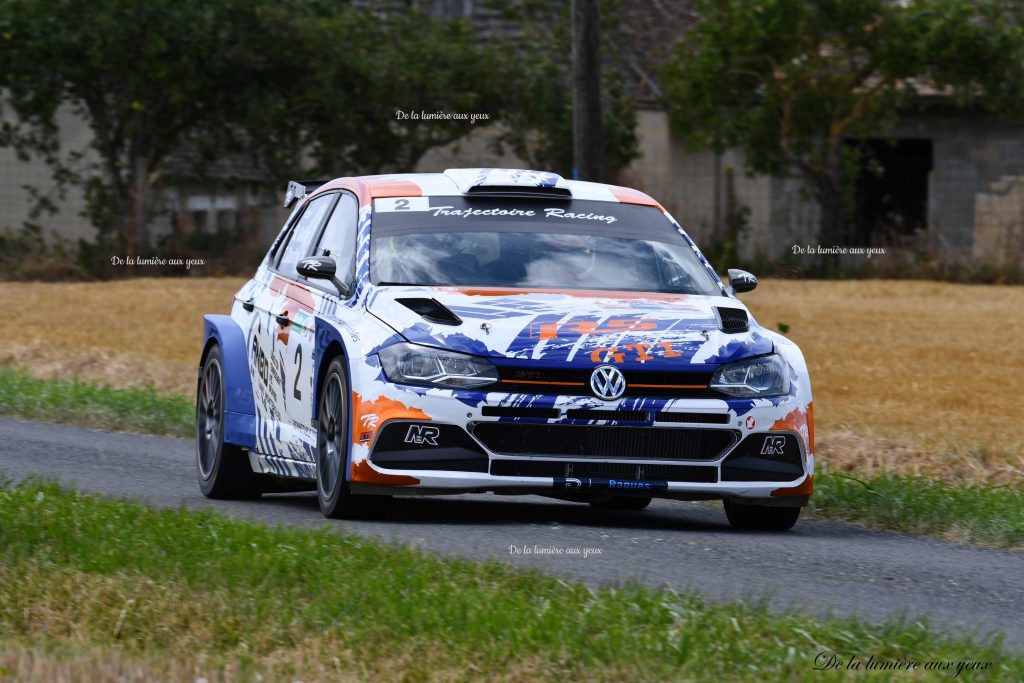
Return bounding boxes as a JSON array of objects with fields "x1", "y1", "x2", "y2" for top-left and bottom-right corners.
[
  {"x1": 196, "y1": 345, "x2": 262, "y2": 499},
  {"x1": 723, "y1": 500, "x2": 800, "y2": 531},
  {"x1": 590, "y1": 496, "x2": 652, "y2": 511},
  {"x1": 316, "y1": 357, "x2": 390, "y2": 519}
]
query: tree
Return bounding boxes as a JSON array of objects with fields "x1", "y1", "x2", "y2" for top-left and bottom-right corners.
[
  {"x1": 661, "y1": 0, "x2": 1024, "y2": 247},
  {"x1": 250, "y1": 7, "x2": 513, "y2": 179},
  {"x1": 0, "y1": 0, "x2": 638, "y2": 274},
  {"x1": 0, "y1": 0, "x2": 297, "y2": 258},
  {"x1": 0, "y1": 0, "x2": 526, "y2": 265}
]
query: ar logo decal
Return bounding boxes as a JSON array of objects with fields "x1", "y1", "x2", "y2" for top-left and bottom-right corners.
[
  {"x1": 404, "y1": 424, "x2": 440, "y2": 446},
  {"x1": 760, "y1": 436, "x2": 787, "y2": 456}
]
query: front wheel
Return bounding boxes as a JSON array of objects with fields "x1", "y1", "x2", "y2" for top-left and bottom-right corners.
[
  {"x1": 723, "y1": 500, "x2": 801, "y2": 531},
  {"x1": 316, "y1": 357, "x2": 389, "y2": 519},
  {"x1": 196, "y1": 345, "x2": 261, "y2": 499}
]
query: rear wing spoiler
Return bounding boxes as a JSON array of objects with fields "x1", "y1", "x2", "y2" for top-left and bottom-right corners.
[{"x1": 283, "y1": 180, "x2": 329, "y2": 208}]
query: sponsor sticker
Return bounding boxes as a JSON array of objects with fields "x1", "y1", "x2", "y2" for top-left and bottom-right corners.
[
  {"x1": 374, "y1": 197, "x2": 431, "y2": 212},
  {"x1": 553, "y1": 477, "x2": 669, "y2": 492}
]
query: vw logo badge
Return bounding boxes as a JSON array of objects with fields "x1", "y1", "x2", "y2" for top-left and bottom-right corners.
[{"x1": 590, "y1": 365, "x2": 626, "y2": 400}]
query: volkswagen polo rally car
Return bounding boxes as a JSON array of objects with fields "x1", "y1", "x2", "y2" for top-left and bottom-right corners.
[{"x1": 196, "y1": 168, "x2": 814, "y2": 530}]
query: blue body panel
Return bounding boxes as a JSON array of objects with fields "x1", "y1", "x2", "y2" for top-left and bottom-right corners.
[{"x1": 203, "y1": 315, "x2": 257, "y2": 449}]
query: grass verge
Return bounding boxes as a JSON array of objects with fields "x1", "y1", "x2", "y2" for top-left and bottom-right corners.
[
  {"x1": 0, "y1": 481, "x2": 1020, "y2": 682},
  {"x1": 0, "y1": 368, "x2": 192, "y2": 438},
  {"x1": 1, "y1": 369, "x2": 1022, "y2": 548},
  {"x1": 810, "y1": 473, "x2": 1024, "y2": 548}
]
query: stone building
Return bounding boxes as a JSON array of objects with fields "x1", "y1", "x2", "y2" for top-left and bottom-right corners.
[{"x1": 619, "y1": 109, "x2": 1024, "y2": 265}]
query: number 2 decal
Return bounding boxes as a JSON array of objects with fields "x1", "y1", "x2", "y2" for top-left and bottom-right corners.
[
  {"x1": 293, "y1": 346, "x2": 302, "y2": 401},
  {"x1": 394, "y1": 198, "x2": 410, "y2": 210}
]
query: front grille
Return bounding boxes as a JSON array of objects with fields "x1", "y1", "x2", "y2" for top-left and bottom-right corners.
[
  {"x1": 481, "y1": 406, "x2": 560, "y2": 419},
  {"x1": 490, "y1": 459, "x2": 718, "y2": 483},
  {"x1": 654, "y1": 412, "x2": 730, "y2": 424},
  {"x1": 495, "y1": 366, "x2": 714, "y2": 398},
  {"x1": 472, "y1": 423, "x2": 739, "y2": 461},
  {"x1": 564, "y1": 409, "x2": 649, "y2": 422}
]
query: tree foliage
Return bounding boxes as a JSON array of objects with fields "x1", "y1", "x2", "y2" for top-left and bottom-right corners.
[
  {"x1": 1, "y1": 0, "x2": 296, "y2": 258},
  {"x1": 247, "y1": 5, "x2": 512, "y2": 179},
  {"x1": 661, "y1": 0, "x2": 1024, "y2": 245},
  {"x1": 1, "y1": 0, "x2": 621, "y2": 267}
]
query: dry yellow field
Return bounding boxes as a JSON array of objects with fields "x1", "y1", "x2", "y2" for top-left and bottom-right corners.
[
  {"x1": 1, "y1": 278, "x2": 246, "y2": 397},
  {"x1": 1, "y1": 277, "x2": 1021, "y2": 483}
]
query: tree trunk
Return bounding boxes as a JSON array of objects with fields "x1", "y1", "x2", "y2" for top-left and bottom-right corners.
[
  {"x1": 571, "y1": 0, "x2": 603, "y2": 182},
  {"x1": 131, "y1": 154, "x2": 149, "y2": 253}
]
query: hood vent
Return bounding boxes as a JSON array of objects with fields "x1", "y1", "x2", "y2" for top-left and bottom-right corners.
[
  {"x1": 715, "y1": 307, "x2": 749, "y2": 334},
  {"x1": 395, "y1": 298, "x2": 462, "y2": 326}
]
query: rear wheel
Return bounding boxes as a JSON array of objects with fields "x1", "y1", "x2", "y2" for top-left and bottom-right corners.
[
  {"x1": 316, "y1": 357, "x2": 389, "y2": 519},
  {"x1": 590, "y1": 496, "x2": 652, "y2": 511},
  {"x1": 196, "y1": 345, "x2": 261, "y2": 499},
  {"x1": 723, "y1": 500, "x2": 800, "y2": 531}
]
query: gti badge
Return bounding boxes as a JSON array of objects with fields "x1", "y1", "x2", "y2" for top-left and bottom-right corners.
[{"x1": 590, "y1": 365, "x2": 626, "y2": 400}]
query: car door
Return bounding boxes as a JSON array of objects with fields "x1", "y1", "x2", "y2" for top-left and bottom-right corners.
[{"x1": 253, "y1": 192, "x2": 336, "y2": 462}]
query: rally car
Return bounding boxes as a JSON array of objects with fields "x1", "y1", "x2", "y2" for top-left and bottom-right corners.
[{"x1": 196, "y1": 168, "x2": 814, "y2": 530}]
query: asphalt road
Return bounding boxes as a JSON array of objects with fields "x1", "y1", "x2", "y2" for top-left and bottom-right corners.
[{"x1": 1, "y1": 416, "x2": 1022, "y2": 649}]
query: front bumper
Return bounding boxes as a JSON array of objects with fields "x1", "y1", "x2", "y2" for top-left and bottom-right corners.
[{"x1": 349, "y1": 387, "x2": 815, "y2": 503}]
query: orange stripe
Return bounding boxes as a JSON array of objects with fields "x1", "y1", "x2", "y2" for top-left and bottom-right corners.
[
  {"x1": 771, "y1": 475, "x2": 814, "y2": 498},
  {"x1": 608, "y1": 185, "x2": 664, "y2": 211},
  {"x1": 630, "y1": 383, "x2": 707, "y2": 389},
  {"x1": 350, "y1": 459, "x2": 419, "y2": 486},
  {"x1": 502, "y1": 379, "x2": 586, "y2": 387},
  {"x1": 366, "y1": 178, "x2": 422, "y2": 198}
]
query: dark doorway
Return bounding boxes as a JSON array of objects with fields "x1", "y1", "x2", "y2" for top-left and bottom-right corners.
[{"x1": 847, "y1": 139, "x2": 933, "y2": 247}]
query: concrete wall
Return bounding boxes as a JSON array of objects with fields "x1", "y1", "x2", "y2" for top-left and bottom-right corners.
[
  {"x1": 415, "y1": 123, "x2": 525, "y2": 173},
  {"x1": 0, "y1": 104, "x2": 96, "y2": 242},
  {"x1": 894, "y1": 116, "x2": 1024, "y2": 255},
  {"x1": 621, "y1": 109, "x2": 815, "y2": 261},
  {"x1": 624, "y1": 110, "x2": 1024, "y2": 264},
  {"x1": 974, "y1": 175, "x2": 1024, "y2": 266}
]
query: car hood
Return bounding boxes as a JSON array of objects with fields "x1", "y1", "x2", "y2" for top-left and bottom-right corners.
[{"x1": 366, "y1": 286, "x2": 773, "y2": 367}]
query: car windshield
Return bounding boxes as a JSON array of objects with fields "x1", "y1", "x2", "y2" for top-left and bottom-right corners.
[{"x1": 370, "y1": 198, "x2": 722, "y2": 295}]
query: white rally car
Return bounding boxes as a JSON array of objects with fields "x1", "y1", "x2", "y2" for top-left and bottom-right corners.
[{"x1": 196, "y1": 168, "x2": 814, "y2": 530}]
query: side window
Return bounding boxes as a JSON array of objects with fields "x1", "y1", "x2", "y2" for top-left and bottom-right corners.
[
  {"x1": 314, "y1": 193, "x2": 359, "y2": 287},
  {"x1": 277, "y1": 194, "x2": 335, "y2": 278}
]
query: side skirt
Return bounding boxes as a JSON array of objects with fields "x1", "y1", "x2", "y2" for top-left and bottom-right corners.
[{"x1": 248, "y1": 450, "x2": 316, "y2": 480}]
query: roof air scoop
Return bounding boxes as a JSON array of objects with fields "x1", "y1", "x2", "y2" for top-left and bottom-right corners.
[
  {"x1": 395, "y1": 298, "x2": 463, "y2": 326},
  {"x1": 444, "y1": 168, "x2": 572, "y2": 198}
]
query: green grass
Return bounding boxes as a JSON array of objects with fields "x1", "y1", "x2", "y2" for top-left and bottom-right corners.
[
  {"x1": 811, "y1": 473, "x2": 1024, "y2": 547},
  {"x1": 0, "y1": 481, "x2": 1019, "y2": 682},
  {"x1": 0, "y1": 369, "x2": 1021, "y2": 548},
  {"x1": 0, "y1": 368, "x2": 192, "y2": 438}
]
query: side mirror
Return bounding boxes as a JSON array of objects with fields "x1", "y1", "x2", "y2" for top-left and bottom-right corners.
[
  {"x1": 727, "y1": 268, "x2": 758, "y2": 295},
  {"x1": 297, "y1": 256, "x2": 347, "y2": 295}
]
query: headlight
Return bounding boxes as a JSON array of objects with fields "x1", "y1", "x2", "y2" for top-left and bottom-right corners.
[
  {"x1": 710, "y1": 354, "x2": 790, "y2": 397},
  {"x1": 378, "y1": 343, "x2": 499, "y2": 389}
]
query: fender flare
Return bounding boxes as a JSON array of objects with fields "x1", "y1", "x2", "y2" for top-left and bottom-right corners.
[
  {"x1": 202, "y1": 315, "x2": 256, "y2": 449},
  {"x1": 314, "y1": 317, "x2": 353, "y2": 480}
]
